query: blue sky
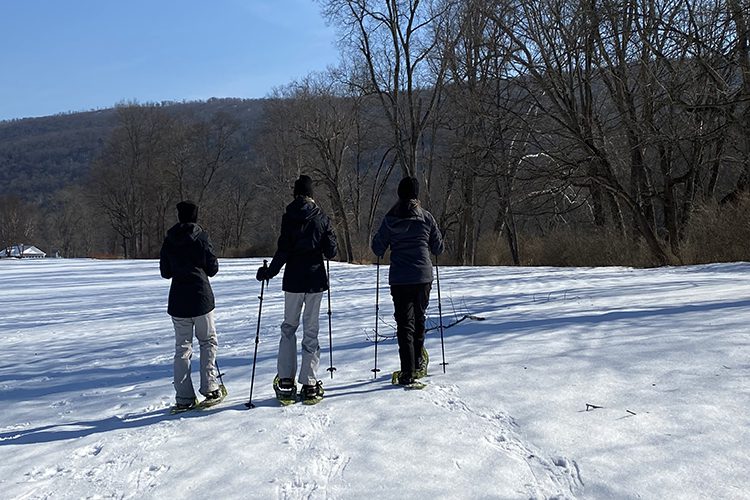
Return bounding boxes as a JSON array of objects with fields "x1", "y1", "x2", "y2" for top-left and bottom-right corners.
[{"x1": 0, "y1": 0, "x2": 340, "y2": 120}]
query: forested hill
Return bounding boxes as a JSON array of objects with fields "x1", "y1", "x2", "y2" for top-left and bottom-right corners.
[
  {"x1": 0, "y1": 110, "x2": 115, "y2": 201},
  {"x1": 0, "y1": 98, "x2": 267, "y2": 202}
]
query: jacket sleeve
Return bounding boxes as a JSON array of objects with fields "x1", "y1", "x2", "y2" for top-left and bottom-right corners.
[
  {"x1": 322, "y1": 216, "x2": 338, "y2": 260},
  {"x1": 428, "y1": 213, "x2": 444, "y2": 256},
  {"x1": 204, "y1": 236, "x2": 219, "y2": 277},
  {"x1": 159, "y1": 241, "x2": 172, "y2": 279},
  {"x1": 267, "y1": 214, "x2": 290, "y2": 278},
  {"x1": 371, "y1": 218, "x2": 390, "y2": 258}
]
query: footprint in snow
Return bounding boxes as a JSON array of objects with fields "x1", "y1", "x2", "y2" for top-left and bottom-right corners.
[{"x1": 73, "y1": 443, "x2": 104, "y2": 458}]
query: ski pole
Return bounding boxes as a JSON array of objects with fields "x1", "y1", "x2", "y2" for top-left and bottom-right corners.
[
  {"x1": 372, "y1": 257, "x2": 381, "y2": 378},
  {"x1": 245, "y1": 259, "x2": 268, "y2": 409},
  {"x1": 435, "y1": 255, "x2": 447, "y2": 373},
  {"x1": 326, "y1": 259, "x2": 336, "y2": 378},
  {"x1": 215, "y1": 359, "x2": 226, "y2": 388},
  {"x1": 214, "y1": 359, "x2": 228, "y2": 397}
]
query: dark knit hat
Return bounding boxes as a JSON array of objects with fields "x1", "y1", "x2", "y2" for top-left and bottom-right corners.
[
  {"x1": 293, "y1": 175, "x2": 314, "y2": 198},
  {"x1": 176, "y1": 200, "x2": 198, "y2": 224},
  {"x1": 397, "y1": 176, "x2": 419, "y2": 200}
]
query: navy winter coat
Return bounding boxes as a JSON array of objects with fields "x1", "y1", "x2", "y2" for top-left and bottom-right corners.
[
  {"x1": 372, "y1": 200, "x2": 444, "y2": 285},
  {"x1": 267, "y1": 197, "x2": 338, "y2": 293},
  {"x1": 160, "y1": 223, "x2": 219, "y2": 318}
]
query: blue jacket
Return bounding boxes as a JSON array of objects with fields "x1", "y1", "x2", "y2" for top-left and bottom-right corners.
[
  {"x1": 267, "y1": 197, "x2": 338, "y2": 293},
  {"x1": 160, "y1": 223, "x2": 219, "y2": 317},
  {"x1": 372, "y1": 200, "x2": 444, "y2": 285}
]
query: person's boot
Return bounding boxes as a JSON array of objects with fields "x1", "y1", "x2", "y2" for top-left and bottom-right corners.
[
  {"x1": 273, "y1": 375, "x2": 297, "y2": 405},
  {"x1": 300, "y1": 380, "x2": 324, "y2": 405},
  {"x1": 415, "y1": 347, "x2": 429, "y2": 379},
  {"x1": 199, "y1": 385, "x2": 227, "y2": 408}
]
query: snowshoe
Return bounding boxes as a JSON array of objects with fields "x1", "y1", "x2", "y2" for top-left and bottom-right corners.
[
  {"x1": 415, "y1": 347, "x2": 429, "y2": 379},
  {"x1": 196, "y1": 384, "x2": 228, "y2": 410},
  {"x1": 273, "y1": 375, "x2": 297, "y2": 406},
  {"x1": 170, "y1": 397, "x2": 199, "y2": 414},
  {"x1": 391, "y1": 371, "x2": 426, "y2": 390},
  {"x1": 301, "y1": 380, "x2": 324, "y2": 405},
  {"x1": 403, "y1": 380, "x2": 426, "y2": 390}
]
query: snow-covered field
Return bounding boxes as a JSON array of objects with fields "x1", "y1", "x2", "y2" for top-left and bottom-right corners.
[{"x1": 1, "y1": 258, "x2": 748, "y2": 499}]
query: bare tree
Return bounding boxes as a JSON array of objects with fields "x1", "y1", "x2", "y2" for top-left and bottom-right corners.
[
  {"x1": 291, "y1": 74, "x2": 359, "y2": 261},
  {"x1": 89, "y1": 103, "x2": 173, "y2": 258},
  {"x1": 442, "y1": 0, "x2": 533, "y2": 264},
  {"x1": 724, "y1": 0, "x2": 750, "y2": 200},
  {"x1": 320, "y1": 0, "x2": 456, "y2": 179},
  {"x1": 46, "y1": 186, "x2": 97, "y2": 257},
  {"x1": 0, "y1": 195, "x2": 36, "y2": 256},
  {"x1": 167, "y1": 112, "x2": 240, "y2": 205}
]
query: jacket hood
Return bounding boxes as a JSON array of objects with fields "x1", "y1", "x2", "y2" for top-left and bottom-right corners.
[
  {"x1": 286, "y1": 196, "x2": 321, "y2": 222},
  {"x1": 384, "y1": 200, "x2": 425, "y2": 234},
  {"x1": 387, "y1": 199, "x2": 424, "y2": 219},
  {"x1": 166, "y1": 222, "x2": 203, "y2": 246}
]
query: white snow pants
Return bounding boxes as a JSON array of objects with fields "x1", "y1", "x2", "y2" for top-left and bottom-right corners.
[
  {"x1": 278, "y1": 291, "x2": 324, "y2": 386},
  {"x1": 172, "y1": 311, "x2": 218, "y2": 404}
]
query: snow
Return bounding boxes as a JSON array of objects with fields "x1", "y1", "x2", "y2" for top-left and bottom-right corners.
[{"x1": 1, "y1": 258, "x2": 749, "y2": 499}]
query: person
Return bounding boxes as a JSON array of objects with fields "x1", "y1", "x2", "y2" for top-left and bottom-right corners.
[
  {"x1": 256, "y1": 175, "x2": 338, "y2": 404},
  {"x1": 371, "y1": 176, "x2": 444, "y2": 387},
  {"x1": 159, "y1": 200, "x2": 223, "y2": 412}
]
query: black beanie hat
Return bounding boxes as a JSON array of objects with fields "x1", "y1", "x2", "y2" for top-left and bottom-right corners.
[
  {"x1": 397, "y1": 176, "x2": 419, "y2": 200},
  {"x1": 176, "y1": 200, "x2": 198, "y2": 224},
  {"x1": 293, "y1": 175, "x2": 314, "y2": 198}
]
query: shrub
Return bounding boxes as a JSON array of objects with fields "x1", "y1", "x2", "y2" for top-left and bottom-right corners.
[
  {"x1": 476, "y1": 227, "x2": 655, "y2": 267},
  {"x1": 680, "y1": 195, "x2": 750, "y2": 264}
]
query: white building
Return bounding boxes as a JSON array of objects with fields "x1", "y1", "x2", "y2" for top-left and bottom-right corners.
[{"x1": 2, "y1": 244, "x2": 47, "y2": 258}]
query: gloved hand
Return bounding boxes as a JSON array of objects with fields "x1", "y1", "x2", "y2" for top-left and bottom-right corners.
[{"x1": 256, "y1": 266, "x2": 270, "y2": 282}]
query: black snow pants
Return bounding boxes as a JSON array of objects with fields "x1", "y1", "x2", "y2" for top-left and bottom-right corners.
[{"x1": 390, "y1": 283, "x2": 431, "y2": 380}]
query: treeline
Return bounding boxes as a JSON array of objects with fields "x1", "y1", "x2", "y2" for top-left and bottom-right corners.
[{"x1": 2, "y1": 0, "x2": 749, "y2": 266}]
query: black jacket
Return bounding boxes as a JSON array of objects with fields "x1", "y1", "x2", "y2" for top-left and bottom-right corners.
[
  {"x1": 372, "y1": 200, "x2": 444, "y2": 285},
  {"x1": 160, "y1": 222, "x2": 219, "y2": 318},
  {"x1": 267, "y1": 197, "x2": 338, "y2": 293}
]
